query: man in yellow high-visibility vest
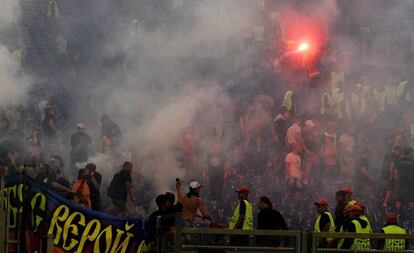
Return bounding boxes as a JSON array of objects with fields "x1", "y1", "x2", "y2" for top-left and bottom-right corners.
[
  {"x1": 314, "y1": 199, "x2": 335, "y2": 248},
  {"x1": 377, "y1": 213, "x2": 406, "y2": 251},
  {"x1": 340, "y1": 205, "x2": 371, "y2": 250},
  {"x1": 229, "y1": 186, "x2": 253, "y2": 246},
  {"x1": 229, "y1": 186, "x2": 253, "y2": 230}
]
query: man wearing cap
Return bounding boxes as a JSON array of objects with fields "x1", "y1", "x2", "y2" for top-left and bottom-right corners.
[
  {"x1": 176, "y1": 180, "x2": 211, "y2": 226},
  {"x1": 340, "y1": 204, "x2": 371, "y2": 250},
  {"x1": 314, "y1": 199, "x2": 335, "y2": 247},
  {"x1": 70, "y1": 122, "x2": 92, "y2": 169},
  {"x1": 342, "y1": 187, "x2": 356, "y2": 205},
  {"x1": 377, "y1": 213, "x2": 406, "y2": 251},
  {"x1": 229, "y1": 186, "x2": 253, "y2": 246},
  {"x1": 229, "y1": 186, "x2": 253, "y2": 230}
]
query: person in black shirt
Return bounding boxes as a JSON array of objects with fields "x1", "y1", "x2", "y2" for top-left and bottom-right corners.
[
  {"x1": 70, "y1": 123, "x2": 92, "y2": 169},
  {"x1": 148, "y1": 194, "x2": 170, "y2": 243},
  {"x1": 85, "y1": 163, "x2": 102, "y2": 211},
  {"x1": 395, "y1": 147, "x2": 414, "y2": 207},
  {"x1": 382, "y1": 146, "x2": 401, "y2": 207},
  {"x1": 334, "y1": 190, "x2": 346, "y2": 232},
  {"x1": 355, "y1": 149, "x2": 376, "y2": 195},
  {"x1": 106, "y1": 161, "x2": 134, "y2": 216},
  {"x1": 100, "y1": 114, "x2": 122, "y2": 143},
  {"x1": 257, "y1": 196, "x2": 288, "y2": 246}
]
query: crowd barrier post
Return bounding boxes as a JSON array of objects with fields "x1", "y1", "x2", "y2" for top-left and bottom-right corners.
[{"x1": 0, "y1": 175, "x2": 5, "y2": 253}]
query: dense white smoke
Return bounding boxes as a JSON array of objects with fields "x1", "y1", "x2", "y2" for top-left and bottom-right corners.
[{"x1": 0, "y1": 0, "x2": 30, "y2": 107}]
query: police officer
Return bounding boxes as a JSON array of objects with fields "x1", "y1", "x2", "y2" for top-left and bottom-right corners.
[{"x1": 377, "y1": 213, "x2": 406, "y2": 251}]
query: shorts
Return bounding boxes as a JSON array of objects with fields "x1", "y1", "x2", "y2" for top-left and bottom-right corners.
[
  {"x1": 111, "y1": 198, "x2": 127, "y2": 213},
  {"x1": 286, "y1": 177, "x2": 301, "y2": 192}
]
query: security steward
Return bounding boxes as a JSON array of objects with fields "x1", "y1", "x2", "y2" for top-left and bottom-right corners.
[
  {"x1": 314, "y1": 199, "x2": 335, "y2": 248},
  {"x1": 341, "y1": 204, "x2": 371, "y2": 250},
  {"x1": 377, "y1": 213, "x2": 407, "y2": 251},
  {"x1": 229, "y1": 186, "x2": 253, "y2": 246}
]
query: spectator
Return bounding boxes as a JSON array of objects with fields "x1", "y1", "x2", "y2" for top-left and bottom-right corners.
[
  {"x1": 71, "y1": 168, "x2": 92, "y2": 208},
  {"x1": 382, "y1": 146, "x2": 401, "y2": 207},
  {"x1": 37, "y1": 156, "x2": 71, "y2": 197},
  {"x1": 334, "y1": 190, "x2": 346, "y2": 232},
  {"x1": 42, "y1": 104, "x2": 58, "y2": 145},
  {"x1": 70, "y1": 123, "x2": 92, "y2": 169},
  {"x1": 285, "y1": 116, "x2": 302, "y2": 150},
  {"x1": 149, "y1": 194, "x2": 169, "y2": 220},
  {"x1": 106, "y1": 161, "x2": 134, "y2": 216},
  {"x1": 178, "y1": 130, "x2": 199, "y2": 181},
  {"x1": 272, "y1": 107, "x2": 290, "y2": 151},
  {"x1": 206, "y1": 139, "x2": 229, "y2": 202},
  {"x1": 285, "y1": 143, "x2": 303, "y2": 204},
  {"x1": 338, "y1": 126, "x2": 356, "y2": 181},
  {"x1": 100, "y1": 114, "x2": 122, "y2": 142},
  {"x1": 101, "y1": 127, "x2": 118, "y2": 156},
  {"x1": 271, "y1": 107, "x2": 291, "y2": 182},
  {"x1": 302, "y1": 119, "x2": 319, "y2": 185},
  {"x1": 320, "y1": 136, "x2": 337, "y2": 185},
  {"x1": 395, "y1": 147, "x2": 414, "y2": 208},
  {"x1": 256, "y1": 196, "x2": 288, "y2": 247},
  {"x1": 176, "y1": 180, "x2": 211, "y2": 226},
  {"x1": 85, "y1": 163, "x2": 102, "y2": 211},
  {"x1": 354, "y1": 149, "x2": 376, "y2": 195},
  {"x1": 25, "y1": 127, "x2": 43, "y2": 164},
  {"x1": 322, "y1": 121, "x2": 337, "y2": 147},
  {"x1": 165, "y1": 192, "x2": 182, "y2": 213}
]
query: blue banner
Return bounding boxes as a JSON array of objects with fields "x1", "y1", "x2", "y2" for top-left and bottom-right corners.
[{"x1": 3, "y1": 174, "x2": 153, "y2": 253}]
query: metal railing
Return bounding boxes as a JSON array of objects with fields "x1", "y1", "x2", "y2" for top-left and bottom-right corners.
[
  {"x1": 174, "y1": 225, "x2": 302, "y2": 253},
  {"x1": 311, "y1": 232, "x2": 414, "y2": 253}
]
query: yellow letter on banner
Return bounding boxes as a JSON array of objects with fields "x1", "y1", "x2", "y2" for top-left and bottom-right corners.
[
  {"x1": 62, "y1": 211, "x2": 86, "y2": 251},
  {"x1": 94, "y1": 225, "x2": 113, "y2": 253},
  {"x1": 110, "y1": 224, "x2": 135, "y2": 253},
  {"x1": 48, "y1": 204, "x2": 70, "y2": 245},
  {"x1": 75, "y1": 219, "x2": 101, "y2": 253}
]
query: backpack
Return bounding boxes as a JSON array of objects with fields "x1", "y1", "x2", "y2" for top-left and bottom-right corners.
[{"x1": 107, "y1": 172, "x2": 123, "y2": 199}]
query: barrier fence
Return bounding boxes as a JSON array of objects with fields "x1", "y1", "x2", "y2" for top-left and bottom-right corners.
[{"x1": 1, "y1": 175, "x2": 414, "y2": 253}]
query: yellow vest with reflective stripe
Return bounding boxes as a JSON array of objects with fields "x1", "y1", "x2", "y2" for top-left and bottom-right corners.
[
  {"x1": 351, "y1": 219, "x2": 371, "y2": 250},
  {"x1": 314, "y1": 211, "x2": 335, "y2": 233},
  {"x1": 229, "y1": 200, "x2": 253, "y2": 230},
  {"x1": 360, "y1": 215, "x2": 372, "y2": 233},
  {"x1": 383, "y1": 225, "x2": 406, "y2": 251}
]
